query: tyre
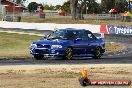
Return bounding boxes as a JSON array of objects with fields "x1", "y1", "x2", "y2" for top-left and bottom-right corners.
[
  {"x1": 33, "y1": 54, "x2": 44, "y2": 60},
  {"x1": 79, "y1": 77, "x2": 90, "y2": 86},
  {"x1": 64, "y1": 47, "x2": 73, "y2": 60},
  {"x1": 93, "y1": 47, "x2": 102, "y2": 59}
]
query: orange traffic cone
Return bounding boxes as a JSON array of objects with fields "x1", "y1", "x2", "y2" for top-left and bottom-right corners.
[{"x1": 81, "y1": 68, "x2": 89, "y2": 78}]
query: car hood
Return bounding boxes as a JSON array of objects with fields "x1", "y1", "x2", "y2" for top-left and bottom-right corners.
[{"x1": 33, "y1": 39, "x2": 71, "y2": 45}]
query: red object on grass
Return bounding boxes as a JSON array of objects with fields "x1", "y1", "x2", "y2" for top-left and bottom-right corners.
[{"x1": 39, "y1": 10, "x2": 45, "y2": 14}]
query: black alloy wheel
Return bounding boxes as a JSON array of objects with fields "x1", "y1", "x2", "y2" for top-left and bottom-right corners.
[
  {"x1": 64, "y1": 47, "x2": 73, "y2": 60},
  {"x1": 93, "y1": 47, "x2": 101, "y2": 59}
]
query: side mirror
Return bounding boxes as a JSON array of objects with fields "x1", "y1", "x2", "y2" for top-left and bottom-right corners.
[
  {"x1": 100, "y1": 33, "x2": 104, "y2": 39},
  {"x1": 75, "y1": 38, "x2": 82, "y2": 41},
  {"x1": 43, "y1": 36, "x2": 47, "y2": 39},
  {"x1": 43, "y1": 35, "x2": 49, "y2": 39}
]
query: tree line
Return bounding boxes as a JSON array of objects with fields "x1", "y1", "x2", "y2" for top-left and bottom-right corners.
[
  {"x1": 69, "y1": 0, "x2": 129, "y2": 14},
  {"x1": 27, "y1": 0, "x2": 130, "y2": 13},
  {"x1": 19, "y1": 0, "x2": 131, "y2": 20},
  {"x1": 70, "y1": 0, "x2": 131, "y2": 20}
]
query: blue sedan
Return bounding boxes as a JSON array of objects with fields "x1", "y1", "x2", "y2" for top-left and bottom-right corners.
[{"x1": 30, "y1": 28, "x2": 105, "y2": 60}]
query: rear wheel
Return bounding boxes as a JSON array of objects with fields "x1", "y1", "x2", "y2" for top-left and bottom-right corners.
[
  {"x1": 64, "y1": 47, "x2": 73, "y2": 60},
  {"x1": 34, "y1": 54, "x2": 44, "y2": 60},
  {"x1": 93, "y1": 47, "x2": 101, "y2": 59}
]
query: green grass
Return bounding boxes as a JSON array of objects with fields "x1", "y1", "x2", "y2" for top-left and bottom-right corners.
[{"x1": 0, "y1": 32, "x2": 42, "y2": 58}]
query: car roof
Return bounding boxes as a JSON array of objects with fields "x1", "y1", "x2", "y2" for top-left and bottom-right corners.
[{"x1": 56, "y1": 28, "x2": 88, "y2": 31}]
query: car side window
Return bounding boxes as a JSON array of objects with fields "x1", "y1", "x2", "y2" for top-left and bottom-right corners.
[
  {"x1": 68, "y1": 30, "x2": 96, "y2": 40},
  {"x1": 76, "y1": 31, "x2": 87, "y2": 38},
  {"x1": 88, "y1": 34, "x2": 93, "y2": 38},
  {"x1": 85, "y1": 31, "x2": 96, "y2": 39},
  {"x1": 64, "y1": 31, "x2": 76, "y2": 39}
]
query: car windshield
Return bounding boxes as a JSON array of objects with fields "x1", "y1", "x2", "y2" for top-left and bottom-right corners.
[{"x1": 48, "y1": 30, "x2": 84, "y2": 40}]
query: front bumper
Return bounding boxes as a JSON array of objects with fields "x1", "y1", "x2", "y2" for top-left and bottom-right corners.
[{"x1": 30, "y1": 48, "x2": 65, "y2": 56}]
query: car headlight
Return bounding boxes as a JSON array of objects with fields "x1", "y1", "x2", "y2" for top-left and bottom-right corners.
[
  {"x1": 51, "y1": 45, "x2": 62, "y2": 49},
  {"x1": 30, "y1": 44, "x2": 37, "y2": 48}
]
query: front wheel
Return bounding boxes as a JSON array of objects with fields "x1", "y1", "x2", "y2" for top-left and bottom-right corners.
[
  {"x1": 64, "y1": 47, "x2": 73, "y2": 60},
  {"x1": 92, "y1": 47, "x2": 102, "y2": 59},
  {"x1": 33, "y1": 54, "x2": 44, "y2": 60}
]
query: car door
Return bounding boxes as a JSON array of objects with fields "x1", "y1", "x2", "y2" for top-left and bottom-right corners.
[
  {"x1": 72, "y1": 30, "x2": 89, "y2": 54},
  {"x1": 73, "y1": 30, "x2": 97, "y2": 54},
  {"x1": 86, "y1": 31, "x2": 97, "y2": 53}
]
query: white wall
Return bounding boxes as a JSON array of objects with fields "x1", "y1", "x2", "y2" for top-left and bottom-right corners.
[{"x1": 0, "y1": 21, "x2": 100, "y2": 33}]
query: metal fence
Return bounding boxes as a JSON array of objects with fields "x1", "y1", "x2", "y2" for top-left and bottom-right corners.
[
  {"x1": 0, "y1": 12, "x2": 132, "y2": 22},
  {"x1": 83, "y1": 14, "x2": 130, "y2": 21},
  {"x1": 21, "y1": 12, "x2": 131, "y2": 21}
]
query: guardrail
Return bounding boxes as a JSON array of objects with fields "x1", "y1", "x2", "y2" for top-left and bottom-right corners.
[{"x1": 0, "y1": 21, "x2": 100, "y2": 33}]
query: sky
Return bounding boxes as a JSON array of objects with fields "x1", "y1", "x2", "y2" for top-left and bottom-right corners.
[
  {"x1": 26, "y1": 0, "x2": 101, "y2": 6},
  {"x1": 26, "y1": 0, "x2": 69, "y2": 6}
]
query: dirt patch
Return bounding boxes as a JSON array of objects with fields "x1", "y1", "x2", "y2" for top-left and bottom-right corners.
[
  {"x1": 0, "y1": 64, "x2": 132, "y2": 88},
  {"x1": 106, "y1": 42, "x2": 125, "y2": 52}
]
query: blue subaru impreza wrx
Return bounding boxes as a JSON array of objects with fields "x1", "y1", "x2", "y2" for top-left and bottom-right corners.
[{"x1": 30, "y1": 28, "x2": 105, "y2": 60}]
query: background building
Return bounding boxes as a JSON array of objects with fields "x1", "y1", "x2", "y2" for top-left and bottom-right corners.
[{"x1": 0, "y1": 0, "x2": 27, "y2": 15}]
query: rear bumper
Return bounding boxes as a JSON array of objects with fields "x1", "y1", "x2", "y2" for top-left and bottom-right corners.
[{"x1": 101, "y1": 49, "x2": 105, "y2": 53}]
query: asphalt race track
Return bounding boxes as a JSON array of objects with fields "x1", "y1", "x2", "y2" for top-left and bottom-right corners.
[{"x1": 0, "y1": 32, "x2": 132, "y2": 65}]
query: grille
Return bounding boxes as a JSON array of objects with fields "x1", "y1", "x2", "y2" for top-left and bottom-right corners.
[
  {"x1": 35, "y1": 49, "x2": 49, "y2": 54},
  {"x1": 37, "y1": 44, "x2": 50, "y2": 48}
]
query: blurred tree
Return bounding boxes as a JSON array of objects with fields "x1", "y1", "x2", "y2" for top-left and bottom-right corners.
[
  {"x1": 15, "y1": 0, "x2": 26, "y2": 4},
  {"x1": 87, "y1": 1, "x2": 99, "y2": 13},
  {"x1": 101, "y1": 0, "x2": 115, "y2": 13},
  {"x1": 70, "y1": 0, "x2": 96, "y2": 20},
  {"x1": 55, "y1": 5, "x2": 62, "y2": 10},
  {"x1": 44, "y1": 5, "x2": 54, "y2": 10},
  {"x1": 62, "y1": 1, "x2": 71, "y2": 14},
  {"x1": 49, "y1": 5, "x2": 54, "y2": 10},
  {"x1": 101, "y1": 0, "x2": 129, "y2": 13},
  {"x1": 114, "y1": 0, "x2": 128, "y2": 12},
  {"x1": 28, "y1": 2, "x2": 38, "y2": 12},
  {"x1": 15, "y1": 0, "x2": 21, "y2": 4},
  {"x1": 38, "y1": 4, "x2": 44, "y2": 10}
]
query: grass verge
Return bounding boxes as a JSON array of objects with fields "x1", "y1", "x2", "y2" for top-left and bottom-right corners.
[
  {"x1": 22, "y1": 16, "x2": 132, "y2": 26},
  {"x1": 0, "y1": 32, "x2": 42, "y2": 58}
]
